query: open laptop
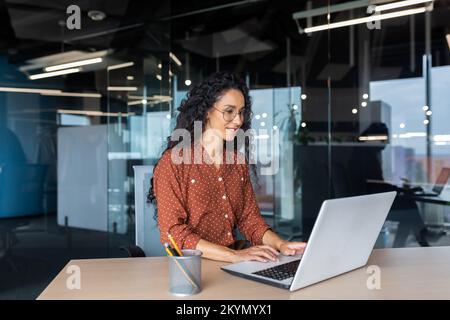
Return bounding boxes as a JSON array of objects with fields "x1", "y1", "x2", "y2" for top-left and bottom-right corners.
[
  {"x1": 221, "y1": 191, "x2": 397, "y2": 291},
  {"x1": 413, "y1": 167, "x2": 450, "y2": 197}
]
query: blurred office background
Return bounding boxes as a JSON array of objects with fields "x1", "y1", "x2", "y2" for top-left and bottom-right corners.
[{"x1": 1, "y1": 0, "x2": 450, "y2": 299}]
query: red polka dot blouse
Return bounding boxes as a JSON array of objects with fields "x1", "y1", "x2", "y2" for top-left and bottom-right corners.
[{"x1": 153, "y1": 142, "x2": 271, "y2": 250}]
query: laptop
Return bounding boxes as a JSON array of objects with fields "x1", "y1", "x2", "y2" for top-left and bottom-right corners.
[
  {"x1": 413, "y1": 167, "x2": 450, "y2": 197},
  {"x1": 221, "y1": 191, "x2": 397, "y2": 291}
]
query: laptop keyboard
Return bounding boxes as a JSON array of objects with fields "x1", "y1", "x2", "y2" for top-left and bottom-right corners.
[{"x1": 252, "y1": 259, "x2": 301, "y2": 281}]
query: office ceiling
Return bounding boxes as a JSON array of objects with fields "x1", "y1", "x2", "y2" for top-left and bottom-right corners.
[{"x1": 0, "y1": 0, "x2": 449, "y2": 88}]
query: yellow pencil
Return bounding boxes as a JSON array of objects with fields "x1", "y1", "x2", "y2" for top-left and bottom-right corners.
[
  {"x1": 164, "y1": 243, "x2": 199, "y2": 289},
  {"x1": 168, "y1": 233, "x2": 183, "y2": 256}
]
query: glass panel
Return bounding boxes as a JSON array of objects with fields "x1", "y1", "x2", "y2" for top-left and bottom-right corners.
[
  {"x1": 0, "y1": 1, "x2": 171, "y2": 298},
  {"x1": 326, "y1": 0, "x2": 449, "y2": 247},
  {"x1": 106, "y1": 41, "x2": 172, "y2": 253}
]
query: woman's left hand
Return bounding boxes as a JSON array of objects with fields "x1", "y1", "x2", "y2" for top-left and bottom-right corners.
[{"x1": 278, "y1": 241, "x2": 307, "y2": 256}]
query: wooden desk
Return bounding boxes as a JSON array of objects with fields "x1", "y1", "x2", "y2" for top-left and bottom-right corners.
[{"x1": 38, "y1": 247, "x2": 450, "y2": 300}]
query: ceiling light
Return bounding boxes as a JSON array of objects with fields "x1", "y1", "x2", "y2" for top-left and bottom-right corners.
[
  {"x1": 58, "y1": 109, "x2": 135, "y2": 117},
  {"x1": 127, "y1": 76, "x2": 134, "y2": 80},
  {"x1": 107, "y1": 86, "x2": 138, "y2": 91},
  {"x1": 362, "y1": 93, "x2": 369, "y2": 99},
  {"x1": 29, "y1": 68, "x2": 80, "y2": 80},
  {"x1": 400, "y1": 123, "x2": 406, "y2": 128},
  {"x1": 424, "y1": 119, "x2": 429, "y2": 125},
  {"x1": 399, "y1": 132, "x2": 426, "y2": 138},
  {"x1": 107, "y1": 62, "x2": 134, "y2": 71},
  {"x1": 375, "y1": 0, "x2": 433, "y2": 12},
  {"x1": 156, "y1": 75, "x2": 162, "y2": 81},
  {"x1": 359, "y1": 135, "x2": 389, "y2": 141},
  {"x1": 45, "y1": 57, "x2": 102, "y2": 72},
  {"x1": 361, "y1": 101, "x2": 368, "y2": 107},
  {"x1": 434, "y1": 135, "x2": 450, "y2": 142},
  {"x1": 352, "y1": 108, "x2": 358, "y2": 114},
  {"x1": 301, "y1": 94, "x2": 307, "y2": 100},
  {"x1": 304, "y1": 7, "x2": 427, "y2": 33},
  {"x1": 185, "y1": 79, "x2": 191, "y2": 86},
  {"x1": 0, "y1": 87, "x2": 61, "y2": 95},
  {"x1": 88, "y1": 10, "x2": 106, "y2": 21},
  {"x1": 0, "y1": 86, "x2": 101, "y2": 98},
  {"x1": 423, "y1": 105, "x2": 429, "y2": 111},
  {"x1": 426, "y1": 110, "x2": 432, "y2": 116},
  {"x1": 301, "y1": 122, "x2": 307, "y2": 128},
  {"x1": 41, "y1": 92, "x2": 101, "y2": 98},
  {"x1": 169, "y1": 52, "x2": 182, "y2": 66}
]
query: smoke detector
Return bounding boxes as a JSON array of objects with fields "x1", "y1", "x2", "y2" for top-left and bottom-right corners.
[{"x1": 88, "y1": 10, "x2": 106, "y2": 21}]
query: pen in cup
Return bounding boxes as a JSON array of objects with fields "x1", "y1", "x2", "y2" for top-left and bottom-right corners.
[
  {"x1": 168, "y1": 233, "x2": 183, "y2": 256},
  {"x1": 164, "y1": 243, "x2": 200, "y2": 290}
]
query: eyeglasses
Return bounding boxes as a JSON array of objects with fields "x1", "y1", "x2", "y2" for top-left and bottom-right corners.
[{"x1": 212, "y1": 106, "x2": 246, "y2": 122}]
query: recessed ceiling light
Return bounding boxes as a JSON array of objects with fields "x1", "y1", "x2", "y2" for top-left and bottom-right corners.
[{"x1": 88, "y1": 10, "x2": 106, "y2": 21}]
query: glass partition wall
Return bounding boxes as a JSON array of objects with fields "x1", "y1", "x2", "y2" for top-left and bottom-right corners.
[
  {"x1": 167, "y1": 0, "x2": 450, "y2": 246},
  {"x1": 0, "y1": 1, "x2": 172, "y2": 298},
  {"x1": 106, "y1": 49, "x2": 172, "y2": 252},
  {"x1": 1, "y1": 0, "x2": 449, "y2": 299}
]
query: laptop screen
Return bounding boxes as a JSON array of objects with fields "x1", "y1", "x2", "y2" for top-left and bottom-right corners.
[{"x1": 432, "y1": 168, "x2": 450, "y2": 194}]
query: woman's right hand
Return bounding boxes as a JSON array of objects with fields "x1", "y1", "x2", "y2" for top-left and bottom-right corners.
[{"x1": 230, "y1": 245, "x2": 280, "y2": 263}]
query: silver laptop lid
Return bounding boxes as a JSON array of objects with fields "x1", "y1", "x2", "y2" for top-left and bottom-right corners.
[{"x1": 290, "y1": 191, "x2": 396, "y2": 291}]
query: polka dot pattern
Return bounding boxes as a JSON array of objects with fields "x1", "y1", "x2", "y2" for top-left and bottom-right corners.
[{"x1": 153, "y1": 143, "x2": 271, "y2": 250}]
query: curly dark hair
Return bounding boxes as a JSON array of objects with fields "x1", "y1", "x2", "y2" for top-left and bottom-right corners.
[{"x1": 147, "y1": 71, "x2": 257, "y2": 206}]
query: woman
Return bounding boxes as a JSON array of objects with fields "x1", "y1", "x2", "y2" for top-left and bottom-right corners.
[{"x1": 148, "y1": 71, "x2": 306, "y2": 263}]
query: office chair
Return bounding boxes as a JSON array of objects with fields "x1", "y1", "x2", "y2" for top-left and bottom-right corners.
[{"x1": 120, "y1": 166, "x2": 166, "y2": 258}]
